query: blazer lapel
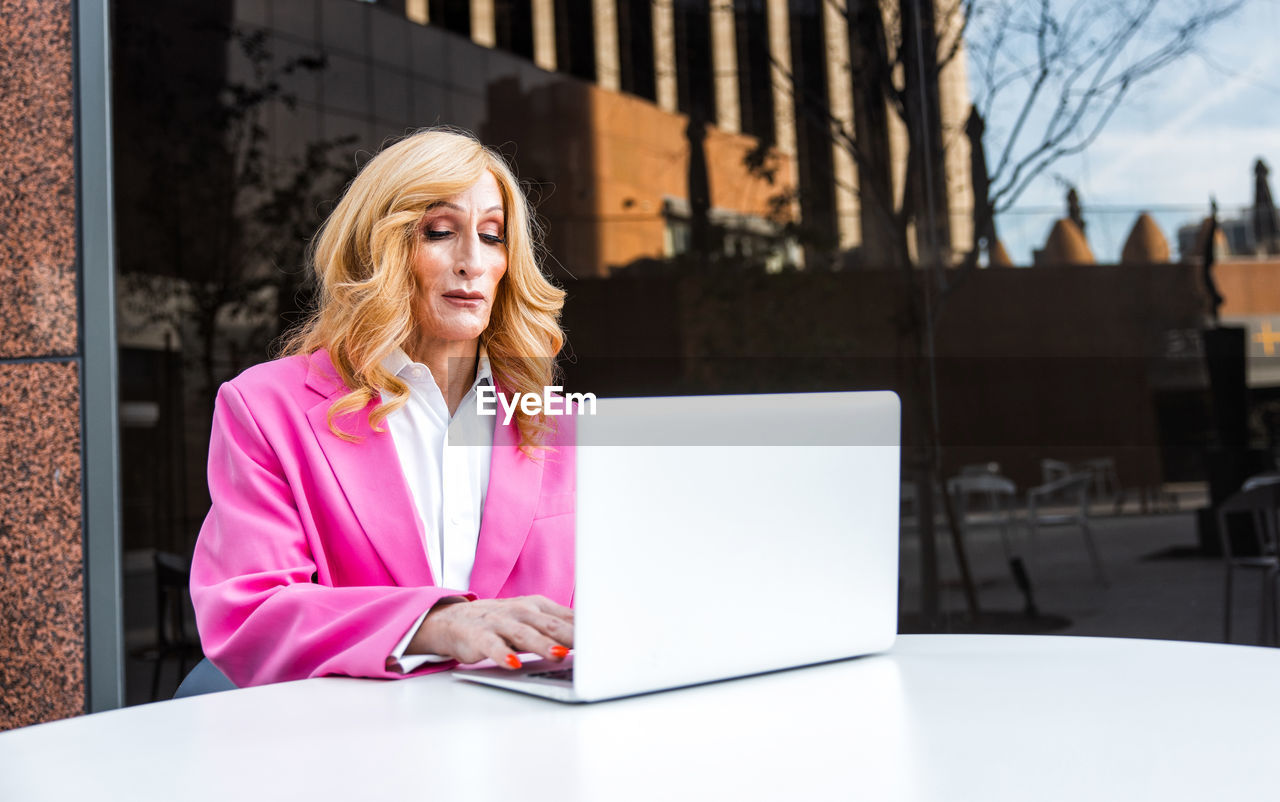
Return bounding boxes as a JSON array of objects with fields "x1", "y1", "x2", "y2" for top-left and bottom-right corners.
[
  {"x1": 304, "y1": 352, "x2": 433, "y2": 587},
  {"x1": 468, "y1": 408, "x2": 544, "y2": 598}
]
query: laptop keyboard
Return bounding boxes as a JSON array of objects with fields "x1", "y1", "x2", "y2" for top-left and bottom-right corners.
[{"x1": 528, "y1": 667, "x2": 574, "y2": 682}]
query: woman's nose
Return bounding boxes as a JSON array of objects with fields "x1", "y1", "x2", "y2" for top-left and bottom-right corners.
[{"x1": 455, "y1": 233, "x2": 487, "y2": 277}]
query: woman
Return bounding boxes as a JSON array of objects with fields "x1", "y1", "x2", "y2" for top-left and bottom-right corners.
[{"x1": 190, "y1": 129, "x2": 575, "y2": 688}]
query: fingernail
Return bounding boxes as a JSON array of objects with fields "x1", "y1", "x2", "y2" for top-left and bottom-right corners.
[
  {"x1": 550, "y1": 645, "x2": 569, "y2": 658},
  {"x1": 505, "y1": 653, "x2": 523, "y2": 669}
]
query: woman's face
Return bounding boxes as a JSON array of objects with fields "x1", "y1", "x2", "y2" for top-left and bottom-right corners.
[{"x1": 411, "y1": 171, "x2": 508, "y2": 350}]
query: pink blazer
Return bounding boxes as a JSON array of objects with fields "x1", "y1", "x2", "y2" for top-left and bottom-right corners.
[{"x1": 189, "y1": 350, "x2": 575, "y2": 687}]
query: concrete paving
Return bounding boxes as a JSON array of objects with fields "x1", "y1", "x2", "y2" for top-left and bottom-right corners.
[{"x1": 899, "y1": 502, "x2": 1273, "y2": 647}]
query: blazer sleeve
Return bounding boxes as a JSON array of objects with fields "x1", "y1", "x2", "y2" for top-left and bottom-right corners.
[{"x1": 190, "y1": 381, "x2": 472, "y2": 688}]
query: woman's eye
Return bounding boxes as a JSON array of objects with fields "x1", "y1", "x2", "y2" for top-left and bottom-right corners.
[
  {"x1": 481, "y1": 233, "x2": 507, "y2": 245},
  {"x1": 424, "y1": 229, "x2": 452, "y2": 240}
]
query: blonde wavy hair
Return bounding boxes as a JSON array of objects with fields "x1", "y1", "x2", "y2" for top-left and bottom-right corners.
[{"x1": 282, "y1": 128, "x2": 565, "y2": 452}]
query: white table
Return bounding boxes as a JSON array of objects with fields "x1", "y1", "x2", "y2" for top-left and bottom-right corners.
[{"x1": 3, "y1": 634, "x2": 1278, "y2": 801}]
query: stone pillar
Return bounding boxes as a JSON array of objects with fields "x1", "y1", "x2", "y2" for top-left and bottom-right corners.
[
  {"x1": 766, "y1": 0, "x2": 801, "y2": 249},
  {"x1": 823, "y1": 1, "x2": 860, "y2": 250},
  {"x1": 593, "y1": 0, "x2": 621, "y2": 91},
  {"x1": 0, "y1": 1, "x2": 90, "y2": 730},
  {"x1": 532, "y1": 0, "x2": 558, "y2": 71},
  {"x1": 765, "y1": 0, "x2": 796, "y2": 160},
  {"x1": 471, "y1": 0, "x2": 496, "y2": 47},
  {"x1": 652, "y1": 0, "x2": 678, "y2": 113},
  {"x1": 710, "y1": 0, "x2": 740, "y2": 134},
  {"x1": 938, "y1": 23, "x2": 973, "y2": 259}
]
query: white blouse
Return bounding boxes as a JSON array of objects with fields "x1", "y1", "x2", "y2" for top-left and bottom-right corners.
[{"x1": 379, "y1": 347, "x2": 495, "y2": 672}]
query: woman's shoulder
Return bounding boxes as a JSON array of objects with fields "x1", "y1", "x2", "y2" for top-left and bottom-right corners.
[
  {"x1": 227, "y1": 353, "x2": 311, "y2": 392},
  {"x1": 222, "y1": 351, "x2": 337, "y2": 409}
]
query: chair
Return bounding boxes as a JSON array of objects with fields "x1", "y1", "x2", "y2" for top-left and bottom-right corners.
[
  {"x1": 946, "y1": 472, "x2": 1040, "y2": 615},
  {"x1": 1243, "y1": 471, "x2": 1280, "y2": 492},
  {"x1": 1026, "y1": 471, "x2": 1107, "y2": 586},
  {"x1": 899, "y1": 477, "x2": 946, "y2": 532},
  {"x1": 1040, "y1": 458, "x2": 1071, "y2": 484},
  {"x1": 900, "y1": 478, "x2": 918, "y2": 528},
  {"x1": 130, "y1": 550, "x2": 202, "y2": 701},
  {"x1": 947, "y1": 473, "x2": 1020, "y2": 560},
  {"x1": 1044, "y1": 457, "x2": 1130, "y2": 514},
  {"x1": 1078, "y1": 457, "x2": 1123, "y2": 513},
  {"x1": 174, "y1": 658, "x2": 238, "y2": 698},
  {"x1": 1217, "y1": 480, "x2": 1280, "y2": 645}
]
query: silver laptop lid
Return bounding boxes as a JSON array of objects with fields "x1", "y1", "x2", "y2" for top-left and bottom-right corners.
[{"x1": 572, "y1": 391, "x2": 900, "y2": 701}]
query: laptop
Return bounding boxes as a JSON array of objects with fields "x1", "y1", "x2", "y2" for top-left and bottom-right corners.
[{"x1": 455, "y1": 391, "x2": 900, "y2": 702}]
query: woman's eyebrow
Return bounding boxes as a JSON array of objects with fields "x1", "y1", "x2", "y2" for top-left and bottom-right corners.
[{"x1": 424, "y1": 201, "x2": 504, "y2": 215}]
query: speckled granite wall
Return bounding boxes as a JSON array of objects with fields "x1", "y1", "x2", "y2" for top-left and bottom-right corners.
[
  {"x1": 0, "y1": 2, "x2": 85, "y2": 730},
  {"x1": 0, "y1": 364, "x2": 84, "y2": 729},
  {"x1": 0, "y1": 2, "x2": 78, "y2": 358}
]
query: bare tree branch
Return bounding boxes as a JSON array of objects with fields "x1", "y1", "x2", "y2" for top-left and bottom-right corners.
[
  {"x1": 999, "y1": 75, "x2": 1131, "y2": 209},
  {"x1": 995, "y1": 2, "x2": 1156, "y2": 198},
  {"x1": 973, "y1": 0, "x2": 1245, "y2": 212},
  {"x1": 987, "y1": 0, "x2": 1055, "y2": 182}
]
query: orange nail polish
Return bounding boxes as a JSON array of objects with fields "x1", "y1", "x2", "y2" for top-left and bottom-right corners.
[
  {"x1": 505, "y1": 653, "x2": 523, "y2": 669},
  {"x1": 550, "y1": 645, "x2": 569, "y2": 658}
]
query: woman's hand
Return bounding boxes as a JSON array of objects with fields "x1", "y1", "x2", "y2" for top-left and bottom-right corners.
[{"x1": 408, "y1": 595, "x2": 574, "y2": 669}]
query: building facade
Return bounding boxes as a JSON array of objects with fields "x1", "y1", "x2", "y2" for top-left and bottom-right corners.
[{"x1": 214, "y1": 0, "x2": 975, "y2": 276}]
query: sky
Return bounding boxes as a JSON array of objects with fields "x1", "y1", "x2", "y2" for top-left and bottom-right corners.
[{"x1": 972, "y1": 0, "x2": 1280, "y2": 264}]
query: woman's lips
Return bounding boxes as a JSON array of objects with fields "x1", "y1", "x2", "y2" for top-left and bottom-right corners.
[{"x1": 443, "y1": 292, "x2": 484, "y2": 307}]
